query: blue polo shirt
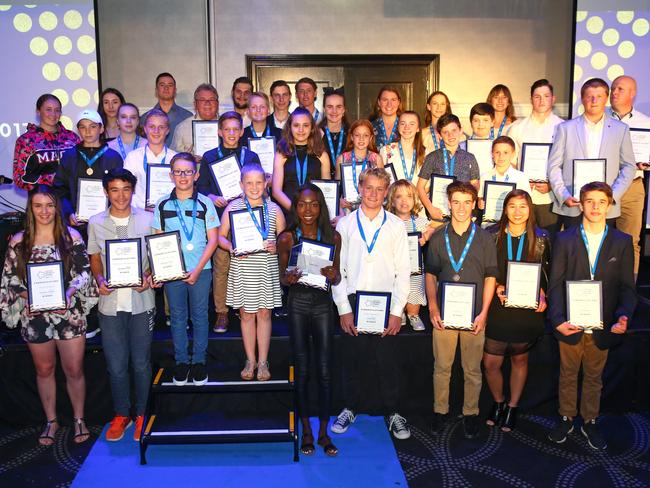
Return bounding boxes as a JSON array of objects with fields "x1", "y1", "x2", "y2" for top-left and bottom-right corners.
[{"x1": 152, "y1": 189, "x2": 219, "y2": 271}]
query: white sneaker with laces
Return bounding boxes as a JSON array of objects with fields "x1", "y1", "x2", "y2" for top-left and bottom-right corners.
[
  {"x1": 388, "y1": 413, "x2": 411, "y2": 440},
  {"x1": 331, "y1": 408, "x2": 356, "y2": 434},
  {"x1": 408, "y1": 315, "x2": 425, "y2": 331}
]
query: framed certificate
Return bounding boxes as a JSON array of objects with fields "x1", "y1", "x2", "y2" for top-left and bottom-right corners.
[
  {"x1": 145, "y1": 231, "x2": 187, "y2": 283},
  {"x1": 76, "y1": 178, "x2": 107, "y2": 222},
  {"x1": 311, "y1": 179, "x2": 340, "y2": 218},
  {"x1": 106, "y1": 238, "x2": 143, "y2": 288},
  {"x1": 572, "y1": 159, "x2": 606, "y2": 199},
  {"x1": 466, "y1": 139, "x2": 493, "y2": 175},
  {"x1": 505, "y1": 262, "x2": 541, "y2": 309},
  {"x1": 209, "y1": 155, "x2": 243, "y2": 201},
  {"x1": 441, "y1": 282, "x2": 476, "y2": 330},
  {"x1": 355, "y1": 291, "x2": 391, "y2": 334},
  {"x1": 483, "y1": 181, "x2": 516, "y2": 223},
  {"x1": 288, "y1": 238, "x2": 335, "y2": 291},
  {"x1": 248, "y1": 136, "x2": 276, "y2": 174},
  {"x1": 520, "y1": 143, "x2": 552, "y2": 182},
  {"x1": 407, "y1": 232, "x2": 423, "y2": 275},
  {"x1": 146, "y1": 164, "x2": 174, "y2": 209},
  {"x1": 27, "y1": 261, "x2": 66, "y2": 312},
  {"x1": 383, "y1": 163, "x2": 398, "y2": 185},
  {"x1": 192, "y1": 120, "x2": 219, "y2": 156},
  {"x1": 429, "y1": 174, "x2": 455, "y2": 217},
  {"x1": 566, "y1": 280, "x2": 603, "y2": 330},
  {"x1": 340, "y1": 163, "x2": 360, "y2": 202},
  {"x1": 229, "y1": 207, "x2": 266, "y2": 255},
  {"x1": 629, "y1": 128, "x2": 650, "y2": 165}
]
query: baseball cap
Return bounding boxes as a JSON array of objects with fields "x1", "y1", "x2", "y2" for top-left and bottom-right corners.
[{"x1": 76, "y1": 109, "x2": 103, "y2": 125}]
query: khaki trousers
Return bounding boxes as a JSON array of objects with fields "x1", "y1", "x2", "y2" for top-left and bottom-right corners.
[
  {"x1": 212, "y1": 247, "x2": 230, "y2": 314},
  {"x1": 616, "y1": 177, "x2": 645, "y2": 276}
]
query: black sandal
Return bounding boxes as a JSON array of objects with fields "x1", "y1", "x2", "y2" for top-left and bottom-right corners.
[
  {"x1": 73, "y1": 417, "x2": 90, "y2": 444},
  {"x1": 300, "y1": 433, "x2": 315, "y2": 455},
  {"x1": 38, "y1": 418, "x2": 58, "y2": 446},
  {"x1": 486, "y1": 401, "x2": 506, "y2": 426},
  {"x1": 501, "y1": 405, "x2": 518, "y2": 432},
  {"x1": 318, "y1": 435, "x2": 338, "y2": 457}
]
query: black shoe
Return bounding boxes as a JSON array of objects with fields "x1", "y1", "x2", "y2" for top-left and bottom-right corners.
[
  {"x1": 501, "y1": 405, "x2": 518, "y2": 432},
  {"x1": 463, "y1": 414, "x2": 480, "y2": 439},
  {"x1": 548, "y1": 416, "x2": 574, "y2": 443},
  {"x1": 273, "y1": 305, "x2": 288, "y2": 318},
  {"x1": 172, "y1": 363, "x2": 190, "y2": 386},
  {"x1": 581, "y1": 419, "x2": 607, "y2": 450},
  {"x1": 486, "y1": 401, "x2": 506, "y2": 426},
  {"x1": 191, "y1": 363, "x2": 208, "y2": 386},
  {"x1": 431, "y1": 413, "x2": 449, "y2": 435}
]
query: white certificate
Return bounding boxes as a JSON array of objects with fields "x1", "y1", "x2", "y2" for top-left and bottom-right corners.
[
  {"x1": 248, "y1": 137, "x2": 276, "y2": 175},
  {"x1": 27, "y1": 261, "x2": 66, "y2": 312},
  {"x1": 192, "y1": 120, "x2": 220, "y2": 157},
  {"x1": 505, "y1": 262, "x2": 541, "y2": 309},
  {"x1": 355, "y1": 291, "x2": 391, "y2": 334},
  {"x1": 229, "y1": 207, "x2": 265, "y2": 255},
  {"x1": 145, "y1": 231, "x2": 187, "y2": 283},
  {"x1": 441, "y1": 282, "x2": 475, "y2": 330},
  {"x1": 76, "y1": 178, "x2": 107, "y2": 222},
  {"x1": 567, "y1": 281, "x2": 603, "y2": 330},
  {"x1": 340, "y1": 163, "x2": 361, "y2": 203},
  {"x1": 629, "y1": 128, "x2": 650, "y2": 165},
  {"x1": 483, "y1": 181, "x2": 516, "y2": 222},
  {"x1": 408, "y1": 232, "x2": 422, "y2": 275},
  {"x1": 466, "y1": 139, "x2": 494, "y2": 176},
  {"x1": 430, "y1": 174, "x2": 455, "y2": 217},
  {"x1": 146, "y1": 164, "x2": 174, "y2": 208},
  {"x1": 210, "y1": 155, "x2": 242, "y2": 201},
  {"x1": 572, "y1": 159, "x2": 606, "y2": 199},
  {"x1": 106, "y1": 239, "x2": 143, "y2": 288},
  {"x1": 521, "y1": 143, "x2": 552, "y2": 182},
  {"x1": 312, "y1": 179, "x2": 340, "y2": 218},
  {"x1": 291, "y1": 239, "x2": 335, "y2": 290}
]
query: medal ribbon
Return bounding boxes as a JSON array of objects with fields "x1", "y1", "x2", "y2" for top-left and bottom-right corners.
[
  {"x1": 506, "y1": 228, "x2": 526, "y2": 262},
  {"x1": 117, "y1": 135, "x2": 140, "y2": 160},
  {"x1": 444, "y1": 223, "x2": 476, "y2": 275},
  {"x1": 380, "y1": 117, "x2": 398, "y2": 146},
  {"x1": 295, "y1": 149, "x2": 309, "y2": 186},
  {"x1": 217, "y1": 146, "x2": 245, "y2": 165},
  {"x1": 442, "y1": 147, "x2": 456, "y2": 176},
  {"x1": 351, "y1": 151, "x2": 368, "y2": 193},
  {"x1": 496, "y1": 116, "x2": 507, "y2": 138},
  {"x1": 78, "y1": 146, "x2": 108, "y2": 171},
  {"x1": 398, "y1": 141, "x2": 417, "y2": 180},
  {"x1": 356, "y1": 209, "x2": 387, "y2": 254},
  {"x1": 580, "y1": 223, "x2": 608, "y2": 279},
  {"x1": 430, "y1": 126, "x2": 442, "y2": 151},
  {"x1": 325, "y1": 127, "x2": 345, "y2": 162},
  {"x1": 296, "y1": 227, "x2": 321, "y2": 242},
  {"x1": 244, "y1": 197, "x2": 269, "y2": 240},
  {"x1": 143, "y1": 144, "x2": 167, "y2": 172},
  {"x1": 251, "y1": 125, "x2": 271, "y2": 138},
  {"x1": 172, "y1": 197, "x2": 198, "y2": 245}
]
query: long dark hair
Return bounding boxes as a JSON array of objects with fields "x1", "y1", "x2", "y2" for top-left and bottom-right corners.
[
  {"x1": 318, "y1": 88, "x2": 350, "y2": 132},
  {"x1": 277, "y1": 107, "x2": 325, "y2": 157},
  {"x1": 486, "y1": 84, "x2": 517, "y2": 123},
  {"x1": 495, "y1": 189, "x2": 537, "y2": 261},
  {"x1": 286, "y1": 183, "x2": 334, "y2": 245},
  {"x1": 16, "y1": 185, "x2": 73, "y2": 282},
  {"x1": 396, "y1": 111, "x2": 426, "y2": 171},
  {"x1": 424, "y1": 91, "x2": 452, "y2": 127},
  {"x1": 370, "y1": 86, "x2": 403, "y2": 121}
]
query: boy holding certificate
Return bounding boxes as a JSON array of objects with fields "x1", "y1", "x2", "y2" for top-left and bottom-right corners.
[
  {"x1": 87, "y1": 168, "x2": 155, "y2": 442},
  {"x1": 331, "y1": 167, "x2": 412, "y2": 440},
  {"x1": 152, "y1": 153, "x2": 220, "y2": 386},
  {"x1": 425, "y1": 181, "x2": 497, "y2": 439},
  {"x1": 547, "y1": 182, "x2": 636, "y2": 450}
]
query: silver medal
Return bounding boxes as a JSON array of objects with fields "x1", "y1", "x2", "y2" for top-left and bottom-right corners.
[
  {"x1": 186, "y1": 243, "x2": 194, "y2": 251},
  {"x1": 453, "y1": 274, "x2": 461, "y2": 282},
  {"x1": 86, "y1": 167, "x2": 93, "y2": 175}
]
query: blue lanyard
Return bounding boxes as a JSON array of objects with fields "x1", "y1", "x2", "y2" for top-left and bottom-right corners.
[
  {"x1": 313, "y1": 108, "x2": 320, "y2": 122},
  {"x1": 172, "y1": 197, "x2": 198, "y2": 244},
  {"x1": 580, "y1": 224, "x2": 608, "y2": 279},
  {"x1": 444, "y1": 223, "x2": 476, "y2": 274},
  {"x1": 351, "y1": 151, "x2": 368, "y2": 193},
  {"x1": 496, "y1": 116, "x2": 507, "y2": 138},
  {"x1": 143, "y1": 144, "x2": 167, "y2": 172},
  {"x1": 492, "y1": 173, "x2": 510, "y2": 182},
  {"x1": 325, "y1": 127, "x2": 345, "y2": 161},
  {"x1": 379, "y1": 118, "x2": 398, "y2": 146},
  {"x1": 398, "y1": 141, "x2": 417, "y2": 181},
  {"x1": 506, "y1": 229, "x2": 526, "y2": 261},
  {"x1": 410, "y1": 216, "x2": 417, "y2": 232},
  {"x1": 430, "y1": 126, "x2": 442, "y2": 151},
  {"x1": 356, "y1": 209, "x2": 387, "y2": 254},
  {"x1": 217, "y1": 146, "x2": 245, "y2": 165},
  {"x1": 251, "y1": 125, "x2": 270, "y2": 138},
  {"x1": 442, "y1": 147, "x2": 456, "y2": 176},
  {"x1": 117, "y1": 135, "x2": 140, "y2": 160},
  {"x1": 296, "y1": 228, "x2": 321, "y2": 242},
  {"x1": 78, "y1": 146, "x2": 108, "y2": 169},
  {"x1": 244, "y1": 197, "x2": 269, "y2": 240},
  {"x1": 294, "y1": 149, "x2": 309, "y2": 186}
]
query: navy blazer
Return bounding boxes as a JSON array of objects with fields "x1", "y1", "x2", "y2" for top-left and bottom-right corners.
[{"x1": 547, "y1": 225, "x2": 636, "y2": 349}]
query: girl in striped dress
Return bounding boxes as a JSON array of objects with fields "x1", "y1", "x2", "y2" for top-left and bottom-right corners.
[
  {"x1": 386, "y1": 179, "x2": 435, "y2": 331},
  {"x1": 218, "y1": 164, "x2": 286, "y2": 380}
]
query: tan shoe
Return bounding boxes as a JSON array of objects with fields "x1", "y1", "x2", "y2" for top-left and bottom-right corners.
[
  {"x1": 257, "y1": 360, "x2": 271, "y2": 381},
  {"x1": 240, "y1": 360, "x2": 256, "y2": 380},
  {"x1": 213, "y1": 313, "x2": 229, "y2": 333}
]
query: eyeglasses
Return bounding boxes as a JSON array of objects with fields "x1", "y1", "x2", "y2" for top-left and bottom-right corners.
[
  {"x1": 172, "y1": 169, "x2": 196, "y2": 176},
  {"x1": 195, "y1": 98, "x2": 218, "y2": 104}
]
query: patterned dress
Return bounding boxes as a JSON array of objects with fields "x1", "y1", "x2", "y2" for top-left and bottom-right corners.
[
  {"x1": 226, "y1": 198, "x2": 283, "y2": 313},
  {"x1": 0, "y1": 236, "x2": 98, "y2": 343}
]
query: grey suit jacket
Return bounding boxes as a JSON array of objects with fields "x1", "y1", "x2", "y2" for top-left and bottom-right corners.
[{"x1": 547, "y1": 115, "x2": 636, "y2": 218}]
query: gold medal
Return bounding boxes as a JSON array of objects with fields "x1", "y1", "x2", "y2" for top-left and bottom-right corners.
[{"x1": 86, "y1": 167, "x2": 94, "y2": 175}]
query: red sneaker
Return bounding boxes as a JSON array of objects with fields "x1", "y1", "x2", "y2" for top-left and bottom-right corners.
[
  {"x1": 106, "y1": 415, "x2": 132, "y2": 442},
  {"x1": 133, "y1": 415, "x2": 145, "y2": 442}
]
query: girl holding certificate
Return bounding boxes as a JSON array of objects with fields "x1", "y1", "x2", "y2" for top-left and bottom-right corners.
[
  {"x1": 370, "y1": 86, "x2": 402, "y2": 149},
  {"x1": 98, "y1": 88, "x2": 126, "y2": 141},
  {"x1": 278, "y1": 184, "x2": 341, "y2": 457},
  {"x1": 483, "y1": 189, "x2": 550, "y2": 432},
  {"x1": 318, "y1": 88, "x2": 349, "y2": 176},
  {"x1": 219, "y1": 164, "x2": 286, "y2": 381},
  {"x1": 486, "y1": 84, "x2": 517, "y2": 138},
  {"x1": 0, "y1": 186, "x2": 98, "y2": 445},
  {"x1": 107, "y1": 103, "x2": 147, "y2": 160},
  {"x1": 386, "y1": 180, "x2": 435, "y2": 331},
  {"x1": 422, "y1": 91, "x2": 452, "y2": 155},
  {"x1": 272, "y1": 108, "x2": 331, "y2": 216}
]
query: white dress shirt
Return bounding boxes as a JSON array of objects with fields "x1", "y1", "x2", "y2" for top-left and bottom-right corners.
[
  {"x1": 332, "y1": 207, "x2": 411, "y2": 317},
  {"x1": 607, "y1": 106, "x2": 650, "y2": 177},
  {"x1": 479, "y1": 165, "x2": 530, "y2": 198},
  {"x1": 584, "y1": 114, "x2": 605, "y2": 159},
  {"x1": 123, "y1": 145, "x2": 178, "y2": 209}
]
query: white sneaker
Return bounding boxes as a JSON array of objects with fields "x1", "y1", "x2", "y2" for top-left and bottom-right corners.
[
  {"x1": 85, "y1": 327, "x2": 101, "y2": 339},
  {"x1": 401, "y1": 314, "x2": 407, "y2": 326},
  {"x1": 388, "y1": 413, "x2": 411, "y2": 440},
  {"x1": 331, "y1": 408, "x2": 356, "y2": 434},
  {"x1": 408, "y1": 315, "x2": 425, "y2": 331}
]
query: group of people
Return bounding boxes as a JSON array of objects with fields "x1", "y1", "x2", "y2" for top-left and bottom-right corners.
[{"x1": 3, "y1": 71, "x2": 645, "y2": 456}]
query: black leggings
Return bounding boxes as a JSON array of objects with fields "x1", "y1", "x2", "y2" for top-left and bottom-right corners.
[{"x1": 288, "y1": 286, "x2": 333, "y2": 421}]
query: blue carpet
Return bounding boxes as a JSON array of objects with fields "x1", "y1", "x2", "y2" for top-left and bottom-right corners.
[{"x1": 71, "y1": 415, "x2": 407, "y2": 488}]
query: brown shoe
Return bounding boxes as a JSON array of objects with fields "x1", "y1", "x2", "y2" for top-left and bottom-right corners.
[{"x1": 213, "y1": 313, "x2": 229, "y2": 333}]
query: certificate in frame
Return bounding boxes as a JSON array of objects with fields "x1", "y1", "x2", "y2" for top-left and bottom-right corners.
[
  {"x1": 27, "y1": 261, "x2": 66, "y2": 312},
  {"x1": 566, "y1": 280, "x2": 604, "y2": 330},
  {"x1": 145, "y1": 164, "x2": 174, "y2": 209},
  {"x1": 76, "y1": 178, "x2": 107, "y2": 222},
  {"x1": 407, "y1": 231, "x2": 423, "y2": 275},
  {"x1": 505, "y1": 261, "x2": 541, "y2": 309},
  {"x1": 429, "y1": 174, "x2": 455, "y2": 217},
  {"x1": 572, "y1": 159, "x2": 606, "y2": 199},
  {"x1": 247, "y1": 136, "x2": 277, "y2": 175},
  {"x1": 106, "y1": 238, "x2": 143, "y2": 288},
  {"x1": 355, "y1": 291, "x2": 391, "y2": 334},
  {"x1": 520, "y1": 142, "x2": 552, "y2": 182},
  {"x1": 441, "y1": 281, "x2": 476, "y2": 330},
  {"x1": 340, "y1": 163, "x2": 360, "y2": 202},
  {"x1": 145, "y1": 231, "x2": 187, "y2": 283},
  {"x1": 209, "y1": 154, "x2": 243, "y2": 201},
  {"x1": 629, "y1": 128, "x2": 650, "y2": 166},
  {"x1": 482, "y1": 180, "x2": 516, "y2": 223},
  {"x1": 466, "y1": 139, "x2": 493, "y2": 175},
  {"x1": 311, "y1": 179, "x2": 340, "y2": 219},
  {"x1": 289, "y1": 238, "x2": 335, "y2": 291},
  {"x1": 229, "y1": 206, "x2": 266, "y2": 255},
  {"x1": 192, "y1": 120, "x2": 220, "y2": 157}
]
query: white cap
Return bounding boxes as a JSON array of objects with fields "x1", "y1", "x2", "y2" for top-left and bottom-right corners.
[{"x1": 76, "y1": 109, "x2": 102, "y2": 125}]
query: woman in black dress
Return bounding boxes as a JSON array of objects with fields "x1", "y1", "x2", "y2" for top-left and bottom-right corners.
[
  {"x1": 483, "y1": 189, "x2": 550, "y2": 432},
  {"x1": 318, "y1": 87, "x2": 349, "y2": 177}
]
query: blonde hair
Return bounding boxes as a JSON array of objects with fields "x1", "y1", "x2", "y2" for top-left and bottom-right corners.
[
  {"x1": 386, "y1": 179, "x2": 423, "y2": 217},
  {"x1": 358, "y1": 167, "x2": 391, "y2": 188}
]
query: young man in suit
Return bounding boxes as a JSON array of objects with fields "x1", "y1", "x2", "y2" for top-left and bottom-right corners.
[{"x1": 547, "y1": 181, "x2": 637, "y2": 450}]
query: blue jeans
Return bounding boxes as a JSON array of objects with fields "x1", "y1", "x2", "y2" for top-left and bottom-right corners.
[
  {"x1": 99, "y1": 310, "x2": 155, "y2": 416},
  {"x1": 164, "y1": 269, "x2": 212, "y2": 364}
]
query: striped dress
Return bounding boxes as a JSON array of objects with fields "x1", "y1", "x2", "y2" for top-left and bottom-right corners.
[
  {"x1": 403, "y1": 215, "x2": 429, "y2": 306},
  {"x1": 226, "y1": 197, "x2": 283, "y2": 313}
]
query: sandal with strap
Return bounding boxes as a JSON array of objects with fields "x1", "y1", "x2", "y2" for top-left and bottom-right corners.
[
  {"x1": 300, "y1": 432, "x2": 315, "y2": 456},
  {"x1": 73, "y1": 417, "x2": 90, "y2": 444},
  {"x1": 501, "y1": 405, "x2": 518, "y2": 432},
  {"x1": 257, "y1": 360, "x2": 271, "y2": 382},
  {"x1": 38, "y1": 418, "x2": 58, "y2": 446},
  {"x1": 486, "y1": 401, "x2": 506, "y2": 427},
  {"x1": 240, "y1": 360, "x2": 256, "y2": 381},
  {"x1": 318, "y1": 435, "x2": 338, "y2": 457}
]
